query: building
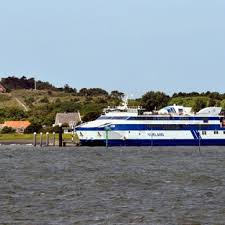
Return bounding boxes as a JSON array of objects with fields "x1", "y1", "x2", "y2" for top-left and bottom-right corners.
[
  {"x1": 55, "y1": 112, "x2": 82, "y2": 128},
  {"x1": 2, "y1": 121, "x2": 31, "y2": 133},
  {"x1": 0, "y1": 83, "x2": 6, "y2": 93}
]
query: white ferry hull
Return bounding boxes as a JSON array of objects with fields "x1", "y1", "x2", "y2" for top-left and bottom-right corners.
[{"x1": 77, "y1": 130, "x2": 225, "y2": 146}]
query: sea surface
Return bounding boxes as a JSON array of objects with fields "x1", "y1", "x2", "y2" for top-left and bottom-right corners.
[{"x1": 0, "y1": 146, "x2": 225, "y2": 225}]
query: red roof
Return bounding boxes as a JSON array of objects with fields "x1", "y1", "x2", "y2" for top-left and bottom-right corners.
[{"x1": 4, "y1": 121, "x2": 31, "y2": 129}]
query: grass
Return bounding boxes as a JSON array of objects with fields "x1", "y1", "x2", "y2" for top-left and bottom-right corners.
[
  {"x1": 0, "y1": 93, "x2": 21, "y2": 109},
  {"x1": 0, "y1": 89, "x2": 86, "y2": 110},
  {"x1": 0, "y1": 133, "x2": 78, "y2": 142},
  {"x1": 0, "y1": 99, "x2": 21, "y2": 109},
  {"x1": 0, "y1": 90, "x2": 111, "y2": 116}
]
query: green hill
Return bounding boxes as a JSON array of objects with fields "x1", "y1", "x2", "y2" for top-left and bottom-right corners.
[{"x1": 0, "y1": 87, "x2": 124, "y2": 127}]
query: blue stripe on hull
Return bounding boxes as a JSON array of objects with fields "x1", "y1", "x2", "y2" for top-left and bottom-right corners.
[
  {"x1": 98, "y1": 116, "x2": 220, "y2": 121},
  {"x1": 80, "y1": 139, "x2": 225, "y2": 147},
  {"x1": 76, "y1": 124, "x2": 224, "y2": 131}
]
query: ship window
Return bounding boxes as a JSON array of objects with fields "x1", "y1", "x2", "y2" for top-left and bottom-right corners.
[
  {"x1": 223, "y1": 131, "x2": 225, "y2": 134},
  {"x1": 178, "y1": 109, "x2": 183, "y2": 114},
  {"x1": 222, "y1": 119, "x2": 225, "y2": 127},
  {"x1": 202, "y1": 131, "x2": 206, "y2": 135},
  {"x1": 203, "y1": 119, "x2": 208, "y2": 123},
  {"x1": 214, "y1": 130, "x2": 219, "y2": 134}
]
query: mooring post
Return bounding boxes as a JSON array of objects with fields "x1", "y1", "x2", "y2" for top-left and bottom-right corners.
[
  {"x1": 33, "y1": 132, "x2": 37, "y2": 147},
  {"x1": 53, "y1": 132, "x2": 56, "y2": 146},
  {"x1": 40, "y1": 132, "x2": 43, "y2": 147},
  {"x1": 72, "y1": 131, "x2": 74, "y2": 143},
  {"x1": 105, "y1": 127, "x2": 111, "y2": 148},
  {"x1": 151, "y1": 127, "x2": 153, "y2": 150},
  {"x1": 59, "y1": 124, "x2": 63, "y2": 147},
  {"x1": 46, "y1": 132, "x2": 49, "y2": 146},
  {"x1": 106, "y1": 129, "x2": 108, "y2": 148}
]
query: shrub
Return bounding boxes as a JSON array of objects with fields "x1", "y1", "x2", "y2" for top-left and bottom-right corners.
[
  {"x1": 24, "y1": 123, "x2": 42, "y2": 133},
  {"x1": 24, "y1": 96, "x2": 35, "y2": 106},
  {"x1": 1, "y1": 126, "x2": 16, "y2": 134},
  {"x1": 0, "y1": 94, "x2": 11, "y2": 101},
  {"x1": 42, "y1": 125, "x2": 60, "y2": 133},
  {"x1": 39, "y1": 97, "x2": 49, "y2": 103},
  {"x1": 48, "y1": 90, "x2": 52, "y2": 95},
  {"x1": 94, "y1": 97, "x2": 107, "y2": 104},
  {"x1": 82, "y1": 111, "x2": 101, "y2": 122}
]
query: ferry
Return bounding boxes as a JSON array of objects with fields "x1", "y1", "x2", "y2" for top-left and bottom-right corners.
[{"x1": 75, "y1": 100, "x2": 225, "y2": 146}]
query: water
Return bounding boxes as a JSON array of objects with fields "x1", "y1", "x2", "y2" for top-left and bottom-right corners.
[{"x1": 0, "y1": 146, "x2": 225, "y2": 225}]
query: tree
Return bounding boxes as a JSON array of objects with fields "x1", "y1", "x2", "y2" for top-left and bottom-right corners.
[
  {"x1": 78, "y1": 88, "x2": 88, "y2": 96},
  {"x1": 208, "y1": 92, "x2": 222, "y2": 100},
  {"x1": 1, "y1": 76, "x2": 59, "y2": 91},
  {"x1": 64, "y1": 84, "x2": 77, "y2": 94},
  {"x1": 220, "y1": 100, "x2": 225, "y2": 110},
  {"x1": 55, "y1": 101, "x2": 81, "y2": 113},
  {"x1": 208, "y1": 98, "x2": 216, "y2": 107},
  {"x1": 110, "y1": 90, "x2": 125, "y2": 100},
  {"x1": 88, "y1": 88, "x2": 108, "y2": 96},
  {"x1": 82, "y1": 111, "x2": 101, "y2": 122},
  {"x1": 193, "y1": 98, "x2": 207, "y2": 112},
  {"x1": 141, "y1": 91, "x2": 170, "y2": 111},
  {"x1": 78, "y1": 88, "x2": 108, "y2": 97},
  {"x1": 172, "y1": 92, "x2": 200, "y2": 98}
]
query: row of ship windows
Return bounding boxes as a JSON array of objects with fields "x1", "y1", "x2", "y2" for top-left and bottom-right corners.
[
  {"x1": 144, "y1": 125, "x2": 218, "y2": 129},
  {"x1": 202, "y1": 130, "x2": 225, "y2": 135},
  {"x1": 127, "y1": 131, "x2": 225, "y2": 135},
  {"x1": 80, "y1": 131, "x2": 225, "y2": 136},
  {"x1": 98, "y1": 117, "x2": 218, "y2": 121},
  {"x1": 128, "y1": 117, "x2": 211, "y2": 121}
]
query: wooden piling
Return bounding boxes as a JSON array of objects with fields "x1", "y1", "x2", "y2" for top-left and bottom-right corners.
[
  {"x1": 46, "y1": 132, "x2": 49, "y2": 146},
  {"x1": 33, "y1": 132, "x2": 37, "y2": 147},
  {"x1": 59, "y1": 124, "x2": 63, "y2": 147},
  {"x1": 53, "y1": 132, "x2": 56, "y2": 146},
  {"x1": 40, "y1": 132, "x2": 43, "y2": 147}
]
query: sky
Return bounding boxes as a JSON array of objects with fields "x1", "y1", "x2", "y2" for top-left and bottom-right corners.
[{"x1": 0, "y1": 0, "x2": 225, "y2": 97}]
